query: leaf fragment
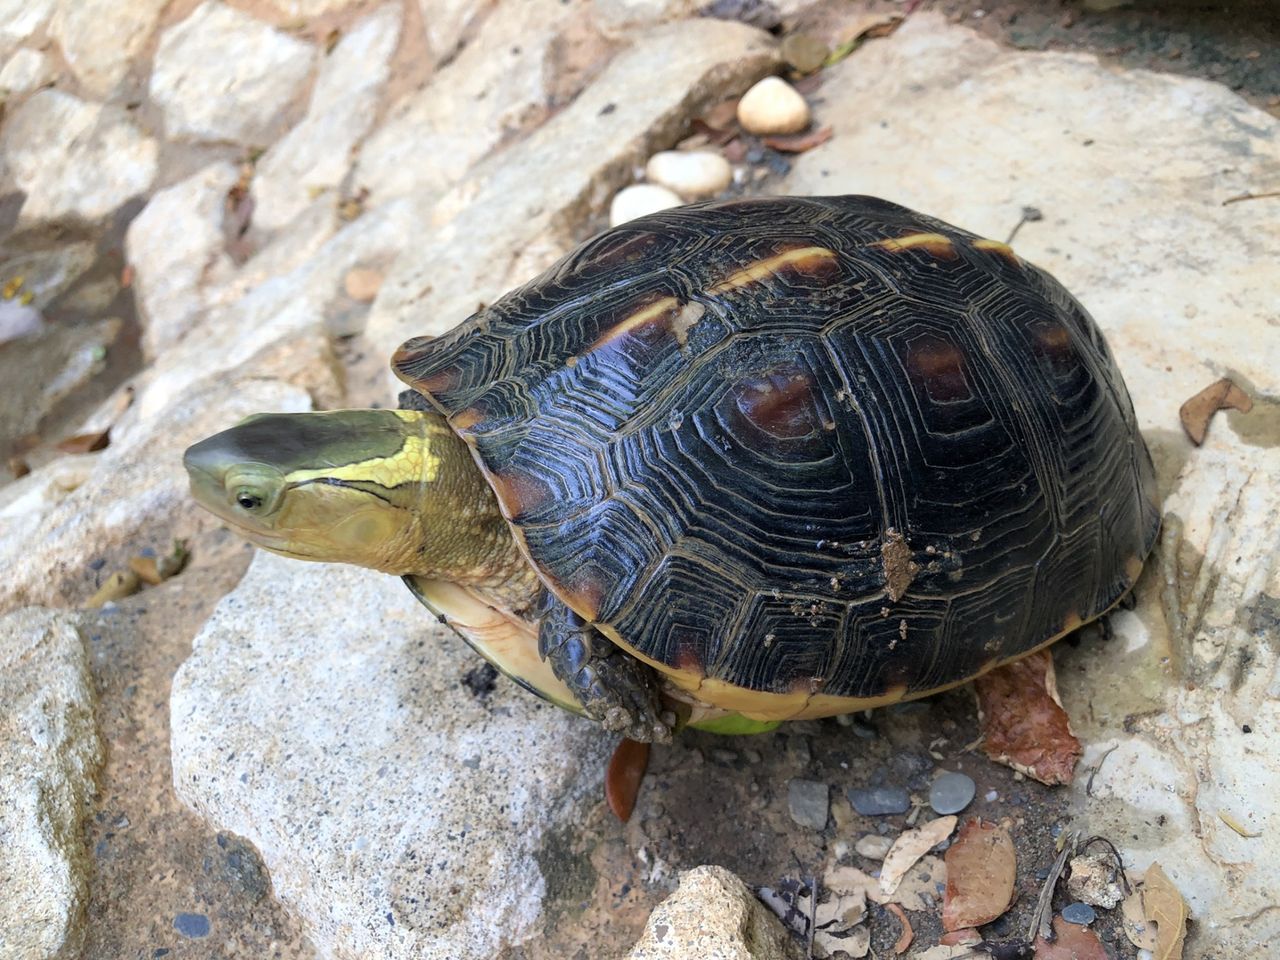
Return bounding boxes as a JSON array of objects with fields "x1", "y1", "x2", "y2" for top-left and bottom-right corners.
[
  {"x1": 1033, "y1": 916, "x2": 1107, "y2": 959},
  {"x1": 943, "y1": 818, "x2": 1017, "y2": 931},
  {"x1": 1217, "y1": 809, "x2": 1261, "y2": 838},
  {"x1": 1121, "y1": 889, "x2": 1158, "y2": 950},
  {"x1": 604, "y1": 738, "x2": 649, "y2": 821},
  {"x1": 1179, "y1": 377, "x2": 1253, "y2": 445},
  {"x1": 1142, "y1": 862, "x2": 1189, "y2": 960},
  {"x1": 974, "y1": 650, "x2": 1081, "y2": 785},
  {"x1": 86, "y1": 570, "x2": 140, "y2": 608},
  {"x1": 762, "y1": 126, "x2": 833, "y2": 153},
  {"x1": 56, "y1": 428, "x2": 111, "y2": 454},
  {"x1": 879, "y1": 815, "x2": 956, "y2": 897},
  {"x1": 887, "y1": 901, "x2": 914, "y2": 954}
]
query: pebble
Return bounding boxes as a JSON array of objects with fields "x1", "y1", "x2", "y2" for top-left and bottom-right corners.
[
  {"x1": 343, "y1": 267, "x2": 384, "y2": 302},
  {"x1": 854, "y1": 834, "x2": 893, "y2": 860},
  {"x1": 710, "y1": 748, "x2": 739, "y2": 765},
  {"x1": 848, "y1": 785, "x2": 910, "y2": 816},
  {"x1": 787, "y1": 778, "x2": 830, "y2": 830},
  {"x1": 173, "y1": 912, "x2": 210, "y2": 938},
  {"x1": 609, "y1": 184, "x2": 681, "y2": 226},
  {"x1": 737, "y1": 76, "x2": 811, "y2": 135},
  {"x1": 780, "y1": 33, "x2": 828, "y2": 74},
  {"x1": 644, "y1": 150, "x2": 732, "y2": 200},
  {"x1": 929, "y1": 771, "x2": 977, "y2": 815},
  {"x1": 1061, "y1": 902, "x2": 1097, "y2": 925}
]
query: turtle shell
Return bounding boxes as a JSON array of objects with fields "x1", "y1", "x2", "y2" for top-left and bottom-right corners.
[{"x1": 393, "y1": 195, "x2": 1159, "y2": 717}]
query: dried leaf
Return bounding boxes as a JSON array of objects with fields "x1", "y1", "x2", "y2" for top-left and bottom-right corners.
[
  {"x1": 722, "y1": 137, "x2": 748, "y2": 163},
  {"x1": 762, "y1": 126, "x2": 834, "y2": 153},
  {"x1": 56, "y1": 429, "x2": 111, "y2": 454},
  {"x1": 887, "y1": 902, "x2": 914, "y2": 954},
  {"x1": 974, "y1": 650, "x2": 1081, "y2": 785},
  {"x1": 916, "y1": 945, "x2": 981, "y2": 960},
  {"x1": 813, "y1": 884, "x2": 868, "y2": 958},
  {"x1": 7, "y1": 455, "x2": 30, "y2": 478},
  {"x1": 701, "y1": 98, "x2": 740, "y2": 133},
  {"x1": 86, "y1": 570, "x2": 140, "y2": 608},
  {"x1": 942, "y1": 819, "x2": 1017, "y2": 930},
  {"x1": 1034, "y1": 916, "x2": 1107, "y2": 959},
  {"x1": 1179, "y1": 377, "x2": 1253, "y2": 445},
  {"x1": 1217, "y1": 809, "x2": 1262, "y2": 838},
  {"x1": 604, "y1": 738, "x2": 648, "y2": 821},
  {"x1": 780, "y1": 32, "x2": 828, "y2": 74},
  {"x1": 1142, "y1": 863, "x2": 1189, "y2": 960},
  {"x1": 120, "y1": 264, "x2": 135, "y2": 287},
  {"x1": 824, "y1": 14, "x2": 903, "y2": 66},
  {"x1": 880, "y1": 816, "x2": 956, "y2": 897},
  {"x1": 941, "y1": 928, "x2": 982, "y2": 946},
  {"x1": 1121, "y1": 889, "x2": 1158, "y2": 950},
  {"x1": 128, "y1": 540, "x2": 189, "y2": 586}
]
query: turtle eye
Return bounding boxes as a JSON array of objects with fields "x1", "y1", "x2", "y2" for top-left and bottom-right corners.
[{"x1": 233, "y1": 487, "x2": 267, "y2": 512}]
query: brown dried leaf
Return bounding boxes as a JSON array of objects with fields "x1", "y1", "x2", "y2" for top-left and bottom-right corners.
[
  {"x1": 8, "y1": 455, "x2": 30, "y2": 478},
  {"x1": 1179, "y1": 377, "x2": 1253, "y2": 445},
  {"x1": 722, "y1": 137, "x2": 748, "y2": 164},
  {"x1": 887, "y1": 902, "x2": 914, "y2": 954},
  {"x1": 128, "y1": 540, "x2": 189, "y2": 586},
  {"x1": 701, "y1": 98, "x2": 740, "y2": 133},
  {"x1": 942, "y1": 818, "x2": 1017, "y2": 930},
  {"x1": 86, "y1": 570, "x2": 140, "y2": 608},
  {"x1": 1142, "y1": 863, "x2": 1189, "y2": 960},
  {"x1": 824, "y1": 14, "x2": 903, "y2": 67},
  {"x1": 1034, "y1": 916, "x2": 1107, "y2": 959},
  {"x1": 1121, "y1": 889, "x2": 1158, "y2": 950},
  {"x1": 762, "y1": 126, "x2": 834, "y2": 154},
  {"x1": 56, "y1": 428, "x2": 110, "y2": 454},
  {"x1": 605, "y1": 738, "x2": 648, "y2": 822},
  {"x1": 879, "y1": 816, "x2": 956, "y2": 897},
  {"x1": 974, "y1": 650, "x2": 1082, "y2": 785}
]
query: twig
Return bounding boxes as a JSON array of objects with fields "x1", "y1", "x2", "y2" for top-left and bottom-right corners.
[
  {"x1": 1026, "y1": 829, "x2": 1078, "y2": 943},
  {"x1": 1222, "y1": 190, "x2": 1280, "y2": 206},
  {"x1": 1081, "y1": 834, "x2": 1130, "y2": 894},
  {"x1": 1004, "y1": 206, "x2": 1043, "y2": 245},
  {"x1": 1085, "y1": 744, "x2": 1119, "y2": 797}
]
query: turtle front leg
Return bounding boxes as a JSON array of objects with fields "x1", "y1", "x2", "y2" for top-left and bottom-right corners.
[{"x1": 538, "y1": 599, "x2": 672, "y2": 743}]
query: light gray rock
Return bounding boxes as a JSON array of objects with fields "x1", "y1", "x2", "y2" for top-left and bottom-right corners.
[
  {"x1": 610, "y1": 183, "x2": 682, "y2": 225},
  {"x1": 0, "y1": 48, "x2": 53, "y2": 94},
  {"x1": 252, "y1": 4, "x2": 401, "y2": 231},
  {"x1": 0, "y1": 379, "x2": 314, "y2": 611},
  {"x1": 366, "y1": 17, "x2": 777, "y2": 360},
  {"x1": 0, "y1": 91, "x2": 158, "y2": 224},
  {"x1": 415, "y1": 0, "x2": 491, "y2": 62},
  {"x1": 171, "y1": 551, "x2": 612, "y2": 960},
  {"x1": 736, "y1": 76, "x2": 809, "y2": 135},
  {"x1": 0, "y1": 317, "x2": 121, "y2": 444},
  {"x1": 645, "y1": 149, "x2": 732, "y2": 199},
  {"x1": 126, "y1": 162, "x2": 240, "y2": 357},
  {"x1": 784, "y1": 16, "x2": 1280, "y2": 955},
  {"x1": 0, "y1": 608, "x2": 102, "y2": 960},
  {"x1": 592, "y1": 0, "x2": 699, "y2": 38},
  {"x1": 0, "y1": 244, "x2": 96, "y2": 311},
  {"x1": 135, "y1": 193, "x2": 420, "y2": 421},
  {"x1": 628, "y1": 865, "x2": 802, "y2": 960},
  {"x1": 150, "y1": 2, "x2": 316, "y2": 144},
  {"x1": 49, "y1": 0, "x2": 167, "y2": 97},
  {"x1": 355, "y1": 0, "x2": 581, "y2": 206},
  {"x1": 0, "y1": 0, "x2": 53, "y2": 57}
]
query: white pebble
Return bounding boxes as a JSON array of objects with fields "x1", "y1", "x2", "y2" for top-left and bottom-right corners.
[
  {"x1": 644, "y1": 150, "x2": 732, "y2": 200},
  {"x1": 854, "y1": 834, "x2": 893, "y2": 860},
  {"x1": 609, "y1": 184, "x2": 682, "y2": 226},
  {"x1": 737, "y1": 76, "x2": 811, "y2": 136}
]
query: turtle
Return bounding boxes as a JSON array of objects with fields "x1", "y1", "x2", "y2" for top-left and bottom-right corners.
[{"x1": 184, "y1": 194, "x2": 1160, "y2": 745}]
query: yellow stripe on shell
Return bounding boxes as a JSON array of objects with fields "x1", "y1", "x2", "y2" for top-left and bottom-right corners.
[
  {"x1": 586, "y1": 295, "x2": 682, "y2": 352},
  {"x1": 872, "y1": 233, "x2": 955, "y2": 256},
  {"x1": 706, "y1": 246, "x2": 839, "y2": 294},
  {"x1": 973, "y1": 238, "x2": 1019, "y2": 262}
]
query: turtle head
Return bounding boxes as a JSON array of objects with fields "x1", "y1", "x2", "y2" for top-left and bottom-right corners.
[{"x1": 183, "y1": 408, "x2": 449, "y2": 574}]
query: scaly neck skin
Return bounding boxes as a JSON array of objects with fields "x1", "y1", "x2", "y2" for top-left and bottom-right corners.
[{"x1": 402, "y1": 413, "x2": 541, "y2": 608}]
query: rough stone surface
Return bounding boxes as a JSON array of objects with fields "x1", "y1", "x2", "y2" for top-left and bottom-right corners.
[
  {"x1": 150, "y1": 2, "x2": 316, "y2": 144},
  {"x1": 0, "y1": 379, "x2": 314, "y2": 611},
  {"x1": 0, "y1": 91, "x2": 158, "y2": 224},
  {"x1": 170, "y1": 551, "x2": 613, "y2": 960},
  {"x1": 0, "y1": 48, "x2": 53, "y2": 94},
  {"x1": 126, "y1": 162, "x2": 240, "y2": 357},
  {"x1": 49, "y1": 0, "x2": 167, "y2": 97},
  {"x1": 252, "y1": 4, "x2": 402, "y2": 231},
  {"x1": 592, "y1": 0, "x2": 699, "y2": 37},
  {"x1": 0, "y1": 608, "x2": 102, "y2": 960},
  {"x1": 785, "y1": 16, "x2": 1280, "y2": 955},
  {"x1": 0, "y1": 0, "x2": 53, "y2": 57},
  {"x1": 416, "y1": 0, "x2": 491, "y2": 61},
  {"x1": 628, "y1": 865, "x2": 802, "y2": 959},
  {"x1": 355, "y1": 0, "x2": 584, "y2": 206},
  {"x1": 366, "y1": 17, "x2": 777, "y2": 359}
]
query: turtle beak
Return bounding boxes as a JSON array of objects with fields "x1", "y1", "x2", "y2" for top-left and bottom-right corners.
[{"x1": 183, "y1": 435, "x2": 229, "y2": 509}]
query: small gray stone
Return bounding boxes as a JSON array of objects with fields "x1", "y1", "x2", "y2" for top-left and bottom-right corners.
[
  {"x1": 787, "y1": 779, "x2": 829, "y2": 830},
  {"x1": 848, "y1": 786, "x2": 910, "y2": 816},
  {"x1": 1061, "y1": 902, "x2": 1097, "y2": 926},
  {"x1": 854, "y1": 834, "x2": 893, "y2": 860},
  {"x1": 929, "y1": 772, "x2": 977, "y2": 815}
]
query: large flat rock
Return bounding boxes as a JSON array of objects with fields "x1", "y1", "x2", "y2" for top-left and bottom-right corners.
[
  {"x1": 0, "y1": 608, "x2": 102, "y2": 960},
  {"x1": 784, "y1": 15, "x2": 1280, "y2": 954},
  {"x1": 170, "y1": 552, "x2": 612, "y2": 959}
]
